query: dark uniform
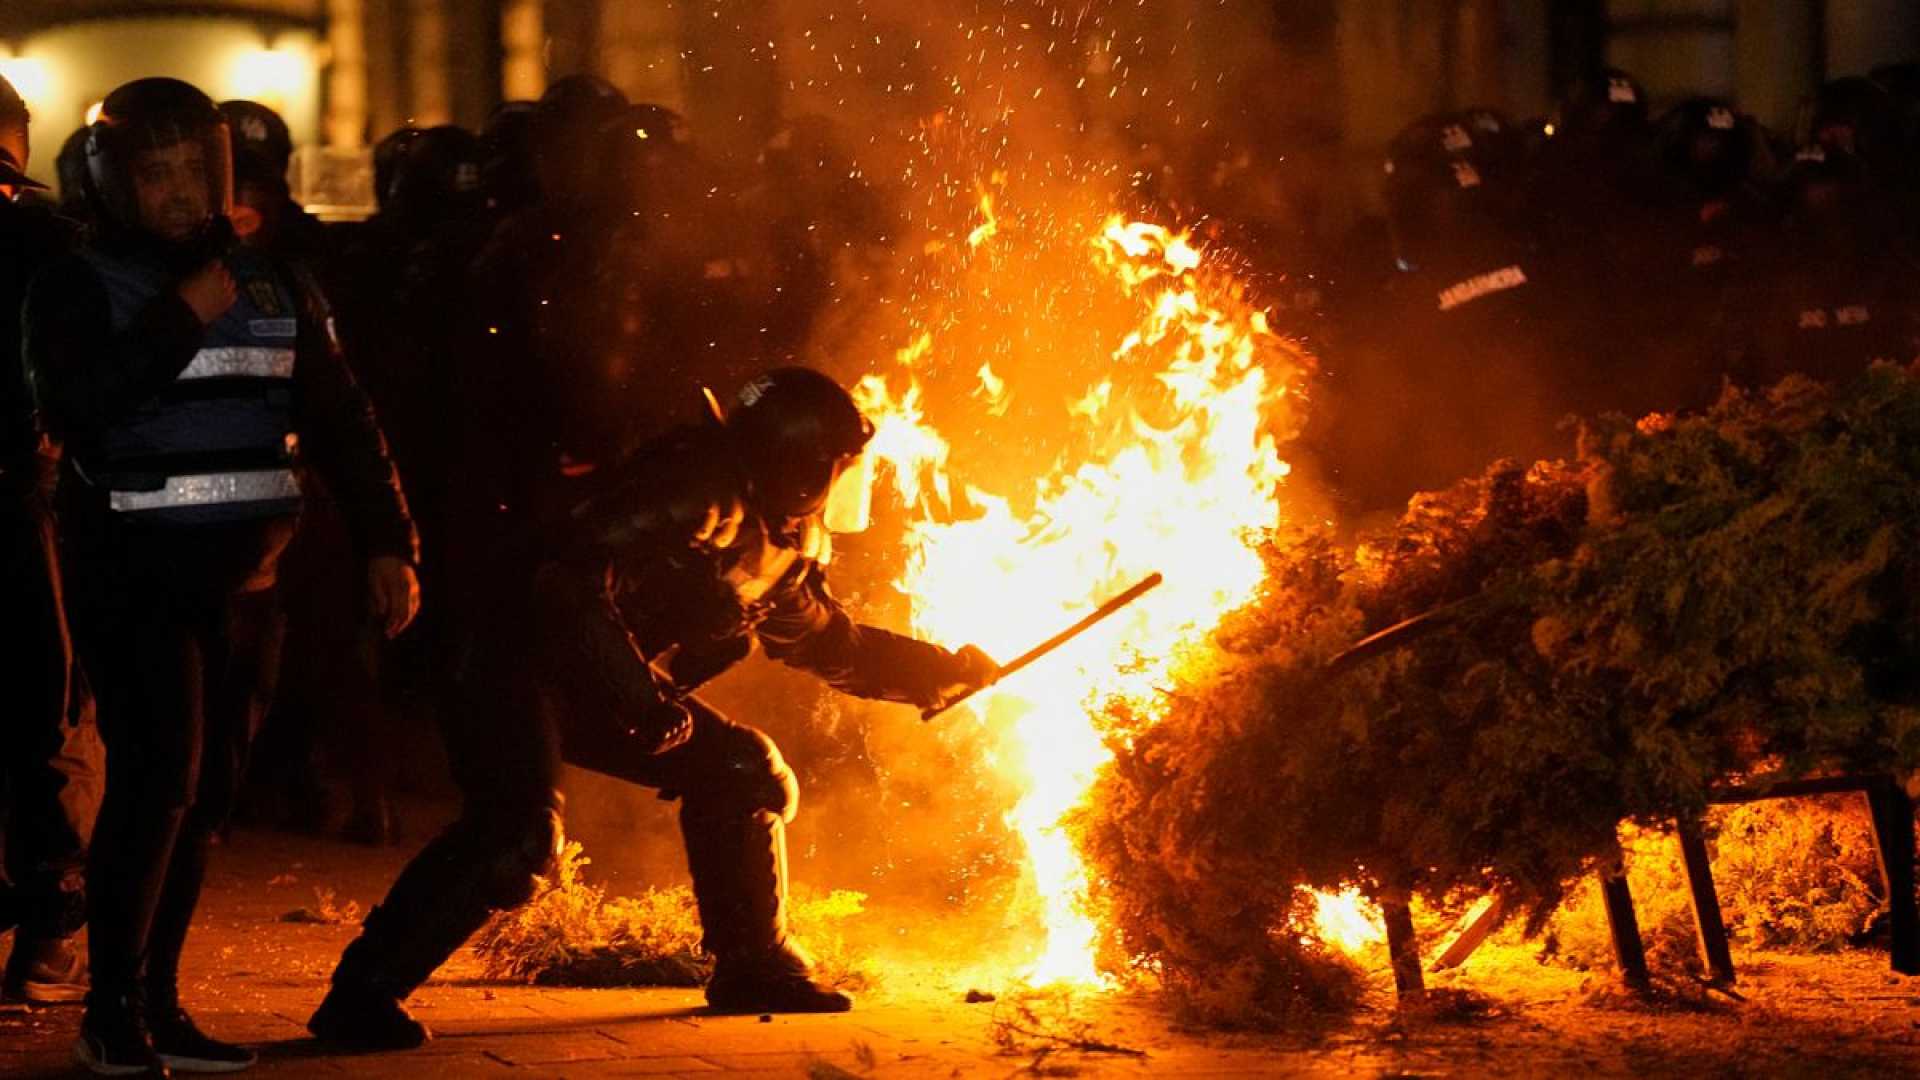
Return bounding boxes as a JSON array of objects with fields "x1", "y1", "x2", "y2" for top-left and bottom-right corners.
[
  {"x1": 303, "y1": 125, "x2": 492, "y2": 844},
  {"x1": 1326, "y1": 109, "x2": 1588, "y2": 513},
  {"x1": 219, "y1": 100, "x2": 331, "y2": 273},
  {"x1": 1727, "y1": 147, "x2": 1920, "y2": 387},
  {"x1": 25, "y1": 78, "x2": 415, "y2": 1076},
  {"x1": 1624, "y1": 98, "x2": 1779, "y2": 411},
  {"x1": 310, "y1": 369, "x2": 995, "y2": 1050},
  {"x1": 0, "y1": 103, "x2": 100, "y2": 1005}
]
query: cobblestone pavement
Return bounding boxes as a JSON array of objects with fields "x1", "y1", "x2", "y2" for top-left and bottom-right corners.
[
  {"x1": 0, "y1": 824, "x2": 1370, "y2": 1079},
  {"x1": 8, "y1": 822, "x2": 1920, "y2": 1077}
]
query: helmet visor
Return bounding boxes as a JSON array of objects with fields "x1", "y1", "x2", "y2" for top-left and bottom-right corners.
[
  {"x1": 90, "y1": 115, "x2": 234, "y2": 235},
  {"x1": 822, "y1": 450, "x2": 873, "y2": 535}
]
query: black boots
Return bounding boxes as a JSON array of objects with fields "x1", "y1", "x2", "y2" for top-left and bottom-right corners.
[
  {"x1": 73, "y1": 988, "x2": 168, "y2": 1078},
  {"x1": 146, "y1": 999, "x2": 256, "y2": 1073},
  {"x1": 307, "y1": 903, "x2": 437, "y2": 1051},
  {"x1": 706, "y1": 942, "x2": 853, "y2": 1014},
  {"x1": 307, "y1": 984, "x2": 430, "y2": 1051},
  {"x1": 683, "y1": 808, "x2": 853, "y2": 1014}
]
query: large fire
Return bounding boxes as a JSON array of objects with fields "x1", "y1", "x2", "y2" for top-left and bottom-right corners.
[{"x1": 853, "y1": 211, "x2": 1309, "y2": 983}]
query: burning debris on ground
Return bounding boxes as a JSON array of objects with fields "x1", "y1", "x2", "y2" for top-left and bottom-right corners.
[{"x1": 6, "y1": 3, "x2": 1920, "y2": 1078}]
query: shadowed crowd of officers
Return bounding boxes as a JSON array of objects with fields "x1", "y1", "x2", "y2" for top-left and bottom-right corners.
[
  {"x1": 2, "y1": 70, "x2": 993, "y2": 1078},
  {"x1": 1281, "y1": 67, "x2": 1920, "y2": 512},
  {"x1": 8, "y1": 53, "x2": 1920, "y2": 1079}
]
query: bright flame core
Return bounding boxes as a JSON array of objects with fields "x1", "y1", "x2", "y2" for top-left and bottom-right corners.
[{"x1": 856, "y1": 214, "x2": 1307, "y2": 983}]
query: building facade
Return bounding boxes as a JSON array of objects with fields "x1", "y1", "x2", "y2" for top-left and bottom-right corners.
[{"x1": 3, "y1": 2, "x2": 1918, "y2": 206}]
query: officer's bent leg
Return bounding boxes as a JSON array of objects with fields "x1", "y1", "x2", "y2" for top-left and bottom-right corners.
[
  {"x1": 332, "y1": 799, "x2": 563, "y2": 998},
  {"x1": 565, "y1": 695, "x2": 799, "y2": 960},
  {"x1": 330, "y1": 659, "x2": 564, "y2": 1001}
]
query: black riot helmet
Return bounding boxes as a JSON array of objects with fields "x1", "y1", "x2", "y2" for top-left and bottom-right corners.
[
  {"x1": 1873, "y1": 60, "x2": 1920, "y2": 133},
  {"x1": 85, "y1": 78, "x2": 233, "y2": 238},
  {"x1": 219, "y1": 99, "x2": 293, "y2": 178},
  {"x1": 597, "y1": 102, "x2": 693, "y2": 213},
  {"x1": 1803, "y1": 77, "x2": 1904, "y2": 181},
  {"x1": 1555, "y1": 67, "x2": 1649, "y2": 139},
  {"x1": 0, "y1": 72, "x2": 34, "y2": 194},
  {"x1": 55, "y1": 127, "x2": 91, "y2": 214},
  {"x1": 372, "y1": 126, "x2": 422, "y2": 212},
  {"x1": 481, "y1": 101, "x2": 538, "y2": 213},
  {"x1": 1383, "y1": 109, "x2": 1527, "y2": 272},
  {"x1": 0, "y1": 86, "x2": 36, "y2": 194},
  {"x1": 536, "y1": 74, "x2": 627, "y2": 125},
  {"x1": 1654, "y1": 97, "x2": 1767, "y2": 199},
  {"x1": 1781, "y1": 144, "x2": 1880, "y2": 248},
  {"x1": 388, "y1": 125, "x2": 485, "y2": 231},
  {"x1": 533, "y1": 75, "x2": 630, "y2": 208},
  {"x1": 725, "y1": 368, "x2": 876, "y2": 524},
  {"x1": 627, "y1": 103, "x2": 689, "y2": 146}
]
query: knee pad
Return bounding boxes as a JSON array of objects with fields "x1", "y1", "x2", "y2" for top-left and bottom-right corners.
[
  {"x1": 471, "y1": 804, "x2": 563, "y2": 909},
  {"x1": 701, "y1": 724, "x2": 799, "y2": 823}
]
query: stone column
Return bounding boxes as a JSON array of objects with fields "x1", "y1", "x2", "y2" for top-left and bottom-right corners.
[
  {"x1": 502, "y1": 0, "x2": 547, "y2": 101},
  {"x1": 599, "y1": 0, "x2": 683, "y2": 107},
  {"x1": 324, "y1": 0, "x2": 368, "y2": 146},
  {"x1": 1736, "y1": 0, "x2": 1819, "y2": 133},
  {"x1": 1451, "y1": 0, "x2": 1508, "y2": 107},
  {"x1": 406, "y1": 0, "x2": 452, "y2": 126},
  {"x1": 1500, "y1": 0, "x2": 1554, "y2": 120}
]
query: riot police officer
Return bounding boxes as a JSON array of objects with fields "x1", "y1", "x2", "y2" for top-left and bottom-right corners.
[
  {"x1": 1533, "y1": 68, "x2": 1658, "y2": 296},
  {"x1": 315, "y1": 125, "x2": 493, "y2": 845},
  {"x1": 218, "y1": 100, "x2": 330, "y2": 273},
  {"x1": 1727, "y1": 145, "x2": 1920, "y2": 387},
  {"x1": 1803, "y1": 76, "x2": 1907, "y2": 186},
  {"x1": 1, "y1": 70, "x2": 99, "y2": 1009},
  {"x1": 1324, "y1": 108, "x2": 1585, "y2": 512},
  {"x1": 53, "y1": 126, "x2": 94, "y2": 227},
  {"x1": 24, "y1": 78, "x2": 418, "y2": 1075},
  {"x1": 308, "y1": 368, "x2": 998, "y2": 1050},
  {"x1": 1610, "y1": 97, "x2": 1782, "y2": 412}
]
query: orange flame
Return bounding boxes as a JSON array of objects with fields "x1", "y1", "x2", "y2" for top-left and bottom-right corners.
[{"x1": 855, "y1": 213, "x2": 1308, "y2": 984}]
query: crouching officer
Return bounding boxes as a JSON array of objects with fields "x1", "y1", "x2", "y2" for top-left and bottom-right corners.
[
  {"x1": 24, "y1": 78, "x2": 418, "y2": 1076},
  {"x1": 309, "y1": 368, "x2": 998, "y2": 1050}
]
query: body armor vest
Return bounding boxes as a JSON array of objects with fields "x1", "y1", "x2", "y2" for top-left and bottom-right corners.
[{"x1": 76, "y1": 247, "x2": 302, "y2": 524}]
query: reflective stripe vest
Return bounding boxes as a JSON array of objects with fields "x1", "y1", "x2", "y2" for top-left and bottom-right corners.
[{"x1": 76, "y1": 247, "x2": 303, "y2": 524}]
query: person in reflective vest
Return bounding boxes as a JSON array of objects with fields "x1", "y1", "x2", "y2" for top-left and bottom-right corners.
[{"x1": 23, "y1": 77, "x2": 418, "y2": 1078}]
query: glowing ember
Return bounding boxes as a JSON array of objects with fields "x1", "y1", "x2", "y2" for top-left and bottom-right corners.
[{"x1": 856, "y1": 213, "x2": 1308, "y2": 984}]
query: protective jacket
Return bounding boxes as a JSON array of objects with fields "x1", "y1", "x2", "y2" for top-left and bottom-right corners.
[
  {"x1": 529, "y1": 422, "x2": 974, "y2": 753},
  {"x1": 1, "y1": 200, "x2": 76, "y2": 498},
  {"x1": 24, "y1": 231, "x2": 416, "y2": 583}
]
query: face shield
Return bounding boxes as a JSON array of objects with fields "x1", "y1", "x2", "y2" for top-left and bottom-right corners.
[
  {"x1": 822, "y1": 450, "x2": 874, "y2": 534},
  {"x1": 88, "y1": 91, "x2": 234, "y2": 240}
]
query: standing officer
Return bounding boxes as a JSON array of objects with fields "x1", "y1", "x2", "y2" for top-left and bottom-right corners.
[
  {"x1": 24, "y1": 78, "x2": 418, "y2": 1076},
  {"x1": 1727, "y1": 145, "x2": 1920, "y2": 387},
  {"x1": 1325, "y1": 109, "x2": 1583, "y2": 512},
  {"x1": 1, "y1": 69, "x2": 100, "y2": 1008},
  {"x1": 309, "y1": 368, "x2": 998, "y2": 1050}
]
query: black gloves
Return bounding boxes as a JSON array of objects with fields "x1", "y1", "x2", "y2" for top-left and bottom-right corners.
[{"x1": 922, "y1": 644, "x2": 1001, "y2": 715}]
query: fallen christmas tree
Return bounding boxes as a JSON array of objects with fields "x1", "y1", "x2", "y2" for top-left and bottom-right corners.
[{"x1": 1075, "y1": 365, "x2": 1920, "y2": 1028}]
